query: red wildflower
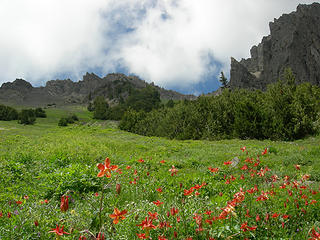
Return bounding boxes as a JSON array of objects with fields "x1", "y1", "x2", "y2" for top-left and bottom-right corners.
[
  {"x1": 240, "y1": 222, "x2": 257, "y2": 232},
  {"x1": 109, "y1": 208, "x2": 127, "y2": 224},
  {"x1": 24, "y1": 195, "x2": 29, "y2": 200},
  {"x1": 309, "y1": 227, "x2": 320, "y2": 240},
  {"x1": 156, "y1": 188, "x2": 163, "y2": 193},
  {"x1": 241, "y1": 165, "x2": 248, "y2": 170},
  {"x1": 261, "y1": 148, "x2": 267, "y2": 155},
  {"x1": 79, "y1": 236, "x2": 87, "y2": 240},
  {"x1": 208, "y1": 167, "x2": 219, "y2": 173},
  {"x1": 126, "y1": 165, "x2": 131, "y2": 169},
  {"x1": 148, "y1": 211, "x2": 158, "y2": 220},
  {"x1": 223, "y1": 161, "x2": 232, "y2": 165},
  {"x1": 137, "y1": 217, "x2": 157, "y2": 230},
  {"x1": 97, "y1": 232, "x2": 105, "y2": 240},
  {"x1": 137, "y1": 233, "x2": 149, "y2": 239},
  {"x1": 170, "y1": 207, "x2": 179, "y2": 216},
  {"x1": 240, "y1": 146, "x2": 246, "y2": 152},
  {"x1": 158, "y1": 221, "x2": 172, "y2": 229},
  {"x1": 7, "y1": 212, "x2": 11, "y2": 218},
  {"x1": 158, "y1": 236, "x2": 168, "y2": 240},
  {"x1": 16, "y1": 201, "x2": 23, "y2": 205},
  {"x1": 272, "y1": 213, "x2": 280, "y2": 218},
  {"x1": 60, "y1": 195, "x2": 69, "y2": 212},
  {"x1": 0, "y1": 211, "x2": 2, "y2": 217},
  {"x1": 49, "y1": 225, "x2": 70, "y2": 236},
  {"x1": 34, "y1": 220, "x2": 39, "y2": 226},
  {"x1": 169, "y1": 165, "x2": 178, "y2": 176},
  {"x1": 153, "y1": 200, "x2": 164, "y2": 206},
  {"x1": 160, "y1": 160, "x2": 166, "y2": 164},
  {"x1": 294, "y1": 164, "x2": 301, "y2": 170},
  {"x1": 138, "y1": 158, "x2": 145, "y2": 163},
  {"x1": 97, "y1": 157, "x2": 118, "y2": 178},
  {"x1": 184, "y1": 189, "x2": 193, "y2": 196}
]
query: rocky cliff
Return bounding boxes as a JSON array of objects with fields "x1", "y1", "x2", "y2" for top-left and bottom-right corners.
[
  {"x1": 0, "y1": 73, "x2": 195, "y2": 106},
  {"x1": 229, "y1": 3, "x2": 320, "y2": 90}
]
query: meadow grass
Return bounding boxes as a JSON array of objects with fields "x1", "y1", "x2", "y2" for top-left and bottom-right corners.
[{"x1": 0, "y1": 107, "x2": 320, "y2": 239}]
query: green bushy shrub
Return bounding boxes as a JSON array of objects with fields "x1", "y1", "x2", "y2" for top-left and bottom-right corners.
[
  {"x1": 0, "y1": 104, "x2": 19, "y2": 121},
  {"x1": 19, "y1": 109, "x2": 36, "y2": 125}
]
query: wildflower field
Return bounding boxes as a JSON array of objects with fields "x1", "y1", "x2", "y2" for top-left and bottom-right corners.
[{"x1": 1, "y1": 107, "x2": 320, "y2": 239}]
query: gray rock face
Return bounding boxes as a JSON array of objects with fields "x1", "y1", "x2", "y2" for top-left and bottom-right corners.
[
  {"x1": 229, "y1": 3, "x2": 320, "y2": 90},
  {"x1": 0, "y1": 73, "x2": 195, "y2": 106}
]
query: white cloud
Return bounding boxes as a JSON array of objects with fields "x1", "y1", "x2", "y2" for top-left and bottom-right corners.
[{"x1": 0, "y1": 0, "x2": 316, "y2": 91}]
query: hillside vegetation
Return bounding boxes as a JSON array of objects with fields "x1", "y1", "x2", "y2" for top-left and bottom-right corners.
[
  {"x1": 120, "y1": 69, "x2": 320, "y2": 141},
  {"x1": 1, "y1": 107, "x2": 320, "y2": 239}
]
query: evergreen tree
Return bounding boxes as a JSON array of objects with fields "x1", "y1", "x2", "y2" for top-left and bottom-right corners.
[
  {"x1": 93, "y1": 96, "x2": 109, "y2": 120},
  {"x1": 219, "y1": 71, "x2": 228, "y2": 88}
]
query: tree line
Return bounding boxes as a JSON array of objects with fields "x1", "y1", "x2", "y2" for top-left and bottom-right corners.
[
  {"x1": 0, "y1": 105, "x2": 46, "y2": 124},
  {"x1": 118, "y1": 69, "x2": 320, "y2": 141}
]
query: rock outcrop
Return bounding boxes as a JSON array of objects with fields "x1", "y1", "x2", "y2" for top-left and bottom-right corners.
[
  {"x1": 229, "y1": 3, "x2": 320, "y2": 90},
  {"x1": 0, "y1": 73, "x2": 195, "y2": 106}
]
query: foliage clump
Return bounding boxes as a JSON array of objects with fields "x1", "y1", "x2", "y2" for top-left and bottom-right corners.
[
  {"x1": 19, "y1": 109, "x2": 36, "y2": 125},
  {"x1": 0, "y1": 104, "x2": 18, "y2": 120},
  {"x1": 58, "y1": 114, "x2": 79, "y2": 127}
]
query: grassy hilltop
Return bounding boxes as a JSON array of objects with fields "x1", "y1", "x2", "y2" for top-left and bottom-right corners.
[{"x1": 1, "y1": 107, "x2": 320, "y2": 239}]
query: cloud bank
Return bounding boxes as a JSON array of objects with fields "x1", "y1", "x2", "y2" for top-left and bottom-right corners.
[{"x1": 0, "y1": 0, "x2": 316, "y2": 93}]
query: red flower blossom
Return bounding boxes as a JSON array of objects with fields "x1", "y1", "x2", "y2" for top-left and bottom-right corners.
[
  {"x1": 223, "y1": 161, "x2": 232, "y2": 165},
  {"x1": 208, "y1": 167, "x2": 219, "y2": 173},
  {"x1": 184, "y1": 189, "x2": 194, "y2": 196},
  {"x1": 148, "y1": 211, "x2": 158, "y2": 220},
  {"x1": 16, "y1": 201, "x2": 23, "y2": 205},
  {"x1": 97, "y1": 232, "x2": 105, "y2": 240},
  {"x1": 156, "y1": 188, "x2": 163, "y2": 193},
  {"x1": 34, "y1": 220, "x2": 39, "y2": 226},
  {"x1": 240, "y1": 222, "x2": 257, "y2": 232},
  {"x1": 153, "y1": 200, "x2": 164, "y2": 206},
  {"x1": 60, "y1": 195, "x2": 69, "y2": 212},
  {"x1": 240, "y1": 146, "x2": 246, "y2": 152},
  {"x1": 97, "y1": 157, "x2": 118, "y2": 178},
  {"x1": 158, "y1": 236, "x2": 168, "y2": 240},
  {"x1": 109, "y1": 208, "x2": 127, "y2": 224},
  {"x1": 137, "y1": 217, "x2": 157, "y2": 230},
  {"x1": 169, "y1": 165, "x2": 178, "y2": 176},
  {"x1": 309, "y1": 227, "x2": 320, "y2": 240},
  {"x1": 294, "y1": 164, "x2": 301, "y2": 170},
  {"x1": 138, "y1": 158, "x2": 145, "y2": 163},
  {"x1": 137, "y1": 233, "x2": 149, "y2": 239},
  {"x1": 261, "y1": 148, "x2": 267, "y2": 155},
  {"x1": 79, "y1": 236, "x2": 87, "y2": 240},
  {"x1": 160, "y1": 160, "x2": 166, "y2": 164},
  {"x1": 170, "y1": 207, "x2": 179, "y2": 216},
  {"x1": 49, "y1": 225, "x2": 70, "y2": 236}
]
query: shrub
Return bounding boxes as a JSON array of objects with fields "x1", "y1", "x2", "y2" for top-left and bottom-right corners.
[
  {"x1": 19, "y1": 109, "x2": 36, "y2": 125},
  {"x1": 58, "y1": 118, "x2": 68, "y2": 126},
  {"x1": 34, "y1": 108, "x2": 47, "y2": 118},
  {"x1": 0, "y1": 104, "x2": 19, "y2": 121}
]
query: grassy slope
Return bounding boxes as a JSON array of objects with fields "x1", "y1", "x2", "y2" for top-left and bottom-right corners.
[{"x1": 1, "y1": 106, "x2": 320, "y2": 239}]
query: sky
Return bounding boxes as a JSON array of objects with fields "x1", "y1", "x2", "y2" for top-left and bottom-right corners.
[{"x1": 0, "y1": 0, "x2": 316, "y2": 95}]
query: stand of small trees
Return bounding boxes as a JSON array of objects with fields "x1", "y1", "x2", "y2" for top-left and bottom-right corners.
[
  {"x1": 58, "y1": 114, "x2": 79, "y2": 126},
  {"x1": 0, "y1": 105, "x2": 18, "y2": 120},
  {"x1": 120, "y1": 69, "x2": 320, "y2": 141}
]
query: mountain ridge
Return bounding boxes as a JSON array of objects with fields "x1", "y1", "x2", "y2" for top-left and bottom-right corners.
[
  {"x1": 0, "y1": 73, "x2": 195, "y2": 106},
  {"x1": 229, "y1": 2, "x2": 320, "y2": 90}
]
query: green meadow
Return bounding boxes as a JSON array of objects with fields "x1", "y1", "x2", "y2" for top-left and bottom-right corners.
[{"x1": 1, "y1": 107, "x2": 320, "y2": 239}]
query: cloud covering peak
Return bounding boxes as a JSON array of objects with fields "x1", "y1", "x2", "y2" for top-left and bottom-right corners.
[{"x1": 0, "y1": 0, "x2": 315, "y2": 93}]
